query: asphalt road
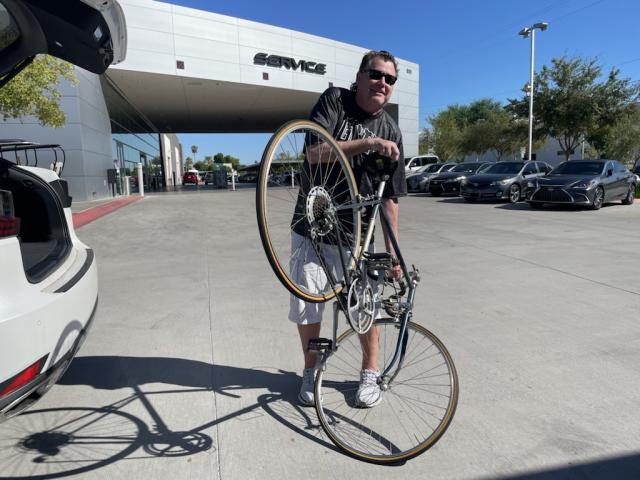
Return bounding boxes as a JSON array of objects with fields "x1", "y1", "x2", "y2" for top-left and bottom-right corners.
[{"x1": 1, "y1": 189, "x2": 640, "y2": 479}]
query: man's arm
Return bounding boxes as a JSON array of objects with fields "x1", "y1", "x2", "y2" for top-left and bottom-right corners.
[
  {"x1": 338, "y1": 137, "x2": 400, "y2": 161},
  {"x1": 307, "y1": 137, "x2": 400, "y2": 164},
  {"x1": 381, "y1": 197, "x2": 402, "y2": 279}
]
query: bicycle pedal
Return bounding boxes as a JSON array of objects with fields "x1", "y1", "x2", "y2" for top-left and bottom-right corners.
[
  {"x1": 364, "y1": 251, "x2": 393, "y2": 269},
  {"x1": 410, "y1": 266, "x2": 421, "y2": 284},
  {"x1": 308, "y1": 337, "x2": 333, "y2": 352}
]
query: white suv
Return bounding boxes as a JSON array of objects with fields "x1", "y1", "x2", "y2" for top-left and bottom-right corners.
[
  {"x1": 404, "y1": 154, "x2": 439, "y2": 175},
  {"x1": 0, "y1": 0, "x2": 126, "y2": 423}
]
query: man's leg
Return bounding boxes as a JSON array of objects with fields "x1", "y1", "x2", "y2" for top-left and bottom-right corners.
[
  {"x1": 298, "y1": 323, "x2": 322, "y2": 368},
  {"x1": 359, "y1": 326, "x2": 379, "y2": 370},
  {"x1": 289, "y1": 233, "x2": 327, "y2": 406}
]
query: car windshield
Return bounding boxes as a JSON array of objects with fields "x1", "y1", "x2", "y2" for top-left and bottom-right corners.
[
  {"x1": 418, "y1": 163, "x2": 442, "y2": 173},
  {"x1": 451, "y1": 163, "x2": 481, "y2": 173},
  {"x1": 440, "y1": 164, "x2": 456, "y2": 172},
  {"x1": 551, "y1": 161, "x2": 605, "y2": 175},
  {"x1": 483, "y1": 162, "x2": 524, "y2": 174}
]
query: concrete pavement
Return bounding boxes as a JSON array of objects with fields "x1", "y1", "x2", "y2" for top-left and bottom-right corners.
[{"x1": 1, "y1": 189, "x2": 640, "y2": 479}]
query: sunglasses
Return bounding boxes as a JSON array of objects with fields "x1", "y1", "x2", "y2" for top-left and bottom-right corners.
[{"x1": 364, "y1": 69, "x2": 397, "y2": 85}]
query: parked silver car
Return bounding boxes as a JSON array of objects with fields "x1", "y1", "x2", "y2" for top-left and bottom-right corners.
[{"x1": 461, "y1": 161, "x2": 551, "y2": 203}]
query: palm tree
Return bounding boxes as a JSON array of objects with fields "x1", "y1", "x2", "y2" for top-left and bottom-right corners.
[{"x1": 190, "y1": 145, "x2": 198, "y2": 163}]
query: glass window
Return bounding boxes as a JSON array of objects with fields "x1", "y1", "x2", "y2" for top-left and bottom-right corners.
[
  {"x1": 424, "y1": 163, "x2": 442, "y2": 173},
  {"x1": 551, "y1": 161, "x2": 605, "y2": 175},
  {"x1": 605, "y1": 162, "x2": 614, "y2": 174},
  {"x1": 0, "y1": 3, "x2": 20, "y2": 52},
  {"x1": 534, "y1": 162, "x2": 548, "y2": 173},
  {"x1": 483, "y1": 162, "x2": 524, "y2": 174},
  {"x1": 451, "y1": 163, "x2": 480, "y2": 173},
  {"x1": 523, "y1": 164, "x2": 537, "y2": 175}
]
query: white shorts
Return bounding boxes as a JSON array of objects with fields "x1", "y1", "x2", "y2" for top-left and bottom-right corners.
[{"x1": 288, "y1": 232, "x2": 381, "y2": 325}]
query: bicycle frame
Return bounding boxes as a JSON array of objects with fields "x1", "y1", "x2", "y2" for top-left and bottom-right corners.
[{"x1": 312, "y1": 177, "x2": 418, "y2": 387}]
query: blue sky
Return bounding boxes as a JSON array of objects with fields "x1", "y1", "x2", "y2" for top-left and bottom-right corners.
[{"x1": 174, "y1": 0, "x2": 640, "y2": 165}]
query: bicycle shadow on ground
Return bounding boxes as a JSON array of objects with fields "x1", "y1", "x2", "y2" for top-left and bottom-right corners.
[
  {"x1": 0, "y1": 356, "x2": 337, "y2": 480},
  {"x1": 60, "y1": 355, "x2": 299, "y2": 397}
]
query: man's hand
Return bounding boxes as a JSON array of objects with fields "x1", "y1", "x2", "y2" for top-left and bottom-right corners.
[
  {"x1": 388, "y1": 263, "x2": 402, "y2": 280},
  {"x1": 370, "y1": 138, "x2": 400, "y2": 161}
]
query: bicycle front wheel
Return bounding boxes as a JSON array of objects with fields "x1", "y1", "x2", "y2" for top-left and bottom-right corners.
[
  {"x1": 315, "y1": 319, "x2": 458, "y2": 464},
  {"x1": 256, "y1": 120, "x2": 362, "y2": 303}
]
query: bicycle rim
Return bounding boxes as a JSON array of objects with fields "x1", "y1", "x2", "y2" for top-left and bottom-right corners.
[
  {"x1": 315, "y1": 319, "x2": 458, "y2": 464},
  {"x1": 256, "y1": 120, "x2": 361, "y2": 303}
]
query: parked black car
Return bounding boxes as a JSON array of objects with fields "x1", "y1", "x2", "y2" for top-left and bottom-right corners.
[
  {"x1": 526, "y1": 160, "x2": 636, "y2": 210},
  {"x1": 237, "y1": 173, "x2": 258, "y2": 183},
  {"x1": 407, "y1": 163, "x2": 456, "y2": 193},
  {"x1": 461, "y1": 161, "x2": 551, "y2": 203},
  {"x1": 428, "y1": 162, "x2": 490, "y2": 196},
  {"x1": 406, "y1": 163, "x2": 442, "y2": 192}
]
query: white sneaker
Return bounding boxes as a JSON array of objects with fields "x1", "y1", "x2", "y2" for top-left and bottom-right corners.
[
  {"x1": 298, "y1": 367, "x2": 317, "y2": 407},
  {"x1": 356, "y1": 369, "x2": 382, "y2": 408}
]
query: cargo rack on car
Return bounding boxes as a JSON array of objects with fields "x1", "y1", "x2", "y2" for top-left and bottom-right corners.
[{"x1": 0, "y1": 140, "x2": 66, "y2": 175}]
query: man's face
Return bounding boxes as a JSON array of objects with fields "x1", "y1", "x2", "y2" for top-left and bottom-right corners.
[{"x1": 355, "y1": 56, "x2": 397, "y2": 114}]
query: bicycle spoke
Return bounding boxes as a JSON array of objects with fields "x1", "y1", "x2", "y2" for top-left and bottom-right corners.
[{"x1": 316, "y1": 319, "x2": 458, "y2": 463}]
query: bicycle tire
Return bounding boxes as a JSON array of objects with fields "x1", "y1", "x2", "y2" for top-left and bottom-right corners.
[
  {"x1": 314, "y1": 319, "x2": 458, "y2": 464},
  {"x1": 256, "y1": 120, "x2": 362, "y2": 303}
]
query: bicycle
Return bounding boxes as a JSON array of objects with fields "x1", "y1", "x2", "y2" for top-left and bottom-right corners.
[{"x1": 256, "y1": 120, "x2": 459, "y2": 464}]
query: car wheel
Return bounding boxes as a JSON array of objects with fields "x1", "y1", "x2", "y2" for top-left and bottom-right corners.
[
  {"x1": 464, "y1": 197, "x2": 476, "y2": 203},
  {"x1": 591, "y1": 186, "x2": 604, "y2": 210},
  {"x1": 508, "y1": 184, "x2": 520, "y2": 203},
  {"x1": 528, "y1": 202, "x2": 544, "y2": 209},
  {"x1": 621, "y1": 184, "x2": 635, "y2": 205}
]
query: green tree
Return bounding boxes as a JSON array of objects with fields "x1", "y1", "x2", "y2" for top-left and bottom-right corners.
[
  {"x1": 214, "y1": 152, "x2": 225, "y2": 163},
  {"x1": 190, "y1": 145, "x2": 198, "y2": 162},
  {"x1": 193, "y1": 161, "x2": 207, "y2": 171},
  {"x1": 460, "y1": 100, "x2": 510, "y2": 157},
  {"x1": 424, "y1": 109, "x2": 465, "y2": 161},
  {"x1": 507, "y1": 56, "x2": 640, "y2": 161},
  {"x1": 464, "y1": 98, "x2": 503, "y2": 125},
  {"x1": 0, "y1": 55, "x2": 77, "y2": 127},
  {"x1": 418, "y1": 129, "x2": 432, "y2": 155},
  {"x1": 424, "y1": 99, "x2": 505, "y2": 160},
  {"x1": 184, "y1": 156, "x2": 194, "y2": 171},
  {"x1": 464, "y1": 110, "x2": 529, "y2": 161},
  {"x1": 223, "y1": 154, "x2": 240, "y2": 170},
  {"x1": 597, "y1": 104, "x2": 640, "y2": 165}
]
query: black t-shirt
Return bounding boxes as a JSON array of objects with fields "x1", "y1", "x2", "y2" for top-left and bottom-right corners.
[{"x1": 292, "y1": 87, "x2": 406, "y2": 239}]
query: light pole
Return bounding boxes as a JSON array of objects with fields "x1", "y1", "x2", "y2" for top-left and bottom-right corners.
[{"x1": 518, "y1": 22, "x2": 548, "y2": 161}]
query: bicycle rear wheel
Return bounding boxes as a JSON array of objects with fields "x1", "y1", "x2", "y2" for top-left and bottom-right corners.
[
  {"x1": 256, "y1": 120, "x2": 362, "y2": 303},
  {"x1": 315, "y1": 319, "x2": 458, "y2": 464}
]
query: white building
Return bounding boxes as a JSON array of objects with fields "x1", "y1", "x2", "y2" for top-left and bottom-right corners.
[{"x1": 0, "y1": 0, "x2": 420, "y2": 201}]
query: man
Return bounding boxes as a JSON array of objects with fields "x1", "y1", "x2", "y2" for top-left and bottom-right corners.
[{"x1": 290, "y1": 50, "x2": 407, "y2": 407}]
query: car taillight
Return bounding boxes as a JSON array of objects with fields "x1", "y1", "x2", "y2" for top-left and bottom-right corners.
[
  {"x1": 0, "y1": 189, "x2": 20, "y2": 238},
  {"x1": 0, "y1": 356, "x2": 46, "y2": 399}
]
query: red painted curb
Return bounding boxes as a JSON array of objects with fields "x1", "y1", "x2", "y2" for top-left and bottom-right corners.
[{"x1": 73, "y1": 196, "x2": 143, "y2": 229}]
